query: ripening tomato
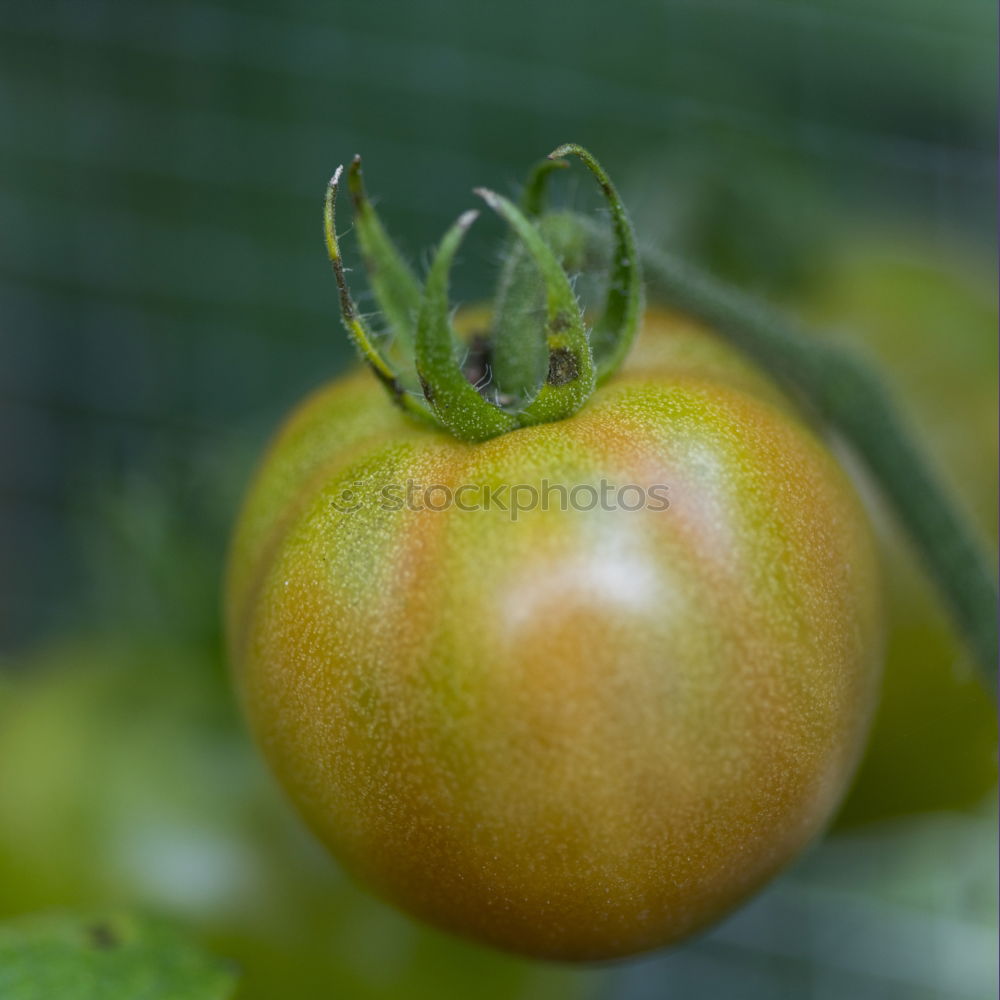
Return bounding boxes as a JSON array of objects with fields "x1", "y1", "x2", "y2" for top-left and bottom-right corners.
[{"x1": 226, "y1": 300, "x2": 882, "y2": 960}]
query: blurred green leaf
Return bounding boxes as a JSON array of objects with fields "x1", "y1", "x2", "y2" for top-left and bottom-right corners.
[{"x1": 0, "y1": 910, "x2": 238, "y2": 1000}]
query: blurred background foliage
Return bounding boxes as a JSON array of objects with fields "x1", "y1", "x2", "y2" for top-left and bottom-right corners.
[{"x1": 0, "y1": 0, "x2": 996, "y2": 997}]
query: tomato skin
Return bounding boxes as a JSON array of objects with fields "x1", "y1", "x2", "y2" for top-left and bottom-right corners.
[{"x1": 226, "y1": 308, "x2": 882, "y2": 961}]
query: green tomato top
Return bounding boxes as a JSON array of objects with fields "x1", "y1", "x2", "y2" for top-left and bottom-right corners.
[{"x1": 324, "y1": 145, "x2": 642, "y2": 442}]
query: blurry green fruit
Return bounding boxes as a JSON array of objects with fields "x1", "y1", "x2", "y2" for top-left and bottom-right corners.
[{"x1": 802, "y1": 235, "x2": 998, "y2": 824}]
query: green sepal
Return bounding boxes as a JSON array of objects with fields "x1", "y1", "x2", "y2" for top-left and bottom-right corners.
[
  {"x1": 520, "y1": 156, "x2": 570, "y2": 218},
  {"x1": 346, "y1": 156, "x2": 422, "y2": 371},
  {"x1": 475, "y1": 188, "x2": 595, "y2": 428},
  {"x1": 327, "y1": 143, "x2": 643, "y2": 442},
  {"x1": 549, "y1": 144, "x2": 644, "y2": 384},
  {"x1": 324, "y1": 165, "x2": 432, "y2": 422},
  {"x1": 489, "y1": 212, "x2": 596, "y2": 404},
  {"x1": 414, "y1": 210, "x2": 520, "y2": 442}
]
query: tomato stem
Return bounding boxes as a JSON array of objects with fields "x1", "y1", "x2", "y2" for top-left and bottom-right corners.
[{"x1": 328, "y1": 145, "x2": 638, "y2": 442}]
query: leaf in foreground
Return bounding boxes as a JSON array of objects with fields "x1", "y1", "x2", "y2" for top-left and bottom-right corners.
[{"x1": 0, "y1": 909, "x2": 238, "y2": 1000}]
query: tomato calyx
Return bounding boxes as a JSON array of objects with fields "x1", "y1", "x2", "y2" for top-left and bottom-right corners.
[{"x1": 323, "y1": 144, "x2": 643, "y2": 442}]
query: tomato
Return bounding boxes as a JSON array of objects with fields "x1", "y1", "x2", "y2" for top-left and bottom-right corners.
[{"x1": 225, "y1": 304, "x2": 882, "y2": 961}]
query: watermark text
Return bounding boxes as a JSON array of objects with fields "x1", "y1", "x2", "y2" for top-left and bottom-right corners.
[{"x1": 330, "y1": 478, "x2": 670, "y2": 521}]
